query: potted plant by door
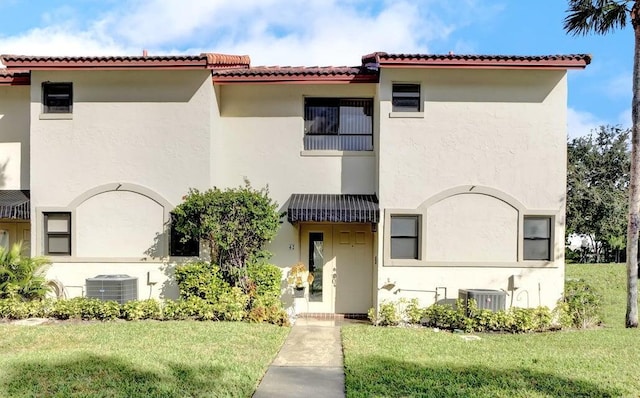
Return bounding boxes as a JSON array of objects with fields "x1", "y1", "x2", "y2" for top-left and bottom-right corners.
[{"x1": 288, "y1": 262, "x2": 314, "y2": 298}]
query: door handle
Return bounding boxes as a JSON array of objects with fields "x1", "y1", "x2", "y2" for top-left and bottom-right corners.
[{"x1": 332, "y1": 272, "x2": 337, "y2": 287}]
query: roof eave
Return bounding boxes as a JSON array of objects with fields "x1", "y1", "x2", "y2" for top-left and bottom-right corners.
[
  {"x1": 1, "y1": 61, "x2": 209, "y2": 70},
  {"x1": 377, "y1": 59, "x2": 589, "y2": 70},
  {"x1": 0, "y1": 72, "x2": 30, "y2": 86},
  {"x1": 212, "y1": 75, "x2": 379, "y2": 84}
]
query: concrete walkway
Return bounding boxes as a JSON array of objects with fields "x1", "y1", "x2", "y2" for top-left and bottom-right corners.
[{"x1": 253, "y1": 318, "x2": 356, "y2": 398}]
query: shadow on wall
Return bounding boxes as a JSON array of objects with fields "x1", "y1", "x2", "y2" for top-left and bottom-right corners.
[
  {"x1": 145, "y1": 230, "x2": 167, "y2": 259},
  {"x1": 1, "y1": 353, "x2": 255, "y2": 398},
  {"x1": 345, "y1": 356, "x2": 623, "y2": 397},
  {"x1": 160, "y1": 262, "x2": 178, "y2": 300}
]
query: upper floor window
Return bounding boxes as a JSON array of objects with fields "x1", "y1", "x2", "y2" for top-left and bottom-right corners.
[
  {"x1": 523, "y1": 216, "x2": 551, "y2": 261},
  {"x1": 44, "y1": 212, "x2": 71, "y2": 255},
  {"x1": 392, "y1": 83, "x2": 420, "y2": 112},
  {"x1": 304, "y1": 98, "x2": 373, "y2": 151},
  {"x1": 42, "y1": 82, "x2": 73, "y2": 113}
]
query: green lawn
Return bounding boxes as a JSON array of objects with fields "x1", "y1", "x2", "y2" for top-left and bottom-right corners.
[
  {"x1": 0, "y1": 321, "x2": 288, "y2": 398},
  {"x1": 343, "y1": 263, "x2": 640, "y2": 398}
]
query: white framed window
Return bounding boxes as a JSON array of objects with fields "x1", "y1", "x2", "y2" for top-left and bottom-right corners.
[
  {"x1": 392, "y1": 83, "x2": 420, "y2": 112},
  {"x1": 42, "y1": 82, "x2": 73, "y2": 114},
  {"x1": 523, "y1": 216, "x2": 551, "y2": 261},
  {"x1": 390, "y1": 215, "x2": 420, "y2": 259},
  {"x1": 44, "y1": 212, "x2": 71, "y2": 255}
]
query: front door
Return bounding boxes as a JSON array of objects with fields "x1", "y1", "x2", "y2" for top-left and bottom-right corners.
[
  {"x1": 0, "y1": 221, "x2": 30, "y2": 255},
  {"x1": 301, "y1": 224, "x2": 373, "y2": 314}
]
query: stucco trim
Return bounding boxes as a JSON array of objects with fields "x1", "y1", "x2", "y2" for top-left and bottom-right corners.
[
  {"x1": 416, "y1": 185, "x2": 526, "y2": 213},
  {"x1": 67, "y1": 183, "x2": 173, "y2": 210},
  {"x1": 36, "y1": 183, "x2": 174, "y2": 260},
  {"x1": 39, "y1": 113, "x2": 73, "y2": 120},
  {"x1": 383, "y1": 209, "x2": 425, "y2": 267},
  {"x1": 389, "y1": 112, "x2": 424, "y2": 118},
  {"x1": 382, "y1": 186, "x2": 562, "y2": 267}
]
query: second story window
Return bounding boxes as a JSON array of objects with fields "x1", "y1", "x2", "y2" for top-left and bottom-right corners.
[
  {"x1": 304, "y1": 98, "x2": 373, "y2": 151},
  {"x1": 392, "y1": 83, "x2": 420, "y2": 112},
  {"x1": 43, "y1": 82, "x2": 73, "y2": 113}
]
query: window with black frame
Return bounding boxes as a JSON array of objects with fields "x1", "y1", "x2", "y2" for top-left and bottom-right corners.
[
  {"x1": 42, "y1": 82, "x2": 73, "y2": 113},
  {"x1": 303, "y1": 97, "x2": 373, "y2": 151},
  {"x1": 169, "y1": 214, "x2": 200, "y2": 257},
  {"x1": 392, "y1": 83, "x2": 420, "y2": 112},
  {"x1": 44, "y1": 212, "x2": 71, "y2": 255},
  {"x1": 390, "y1": 215, "x2": 420, "y2": 260},
  {"x1": 523, "y1": 216, "x2": 551, "y2": 261}
]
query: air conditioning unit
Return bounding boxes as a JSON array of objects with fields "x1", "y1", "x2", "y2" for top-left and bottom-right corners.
[
  {"x1": 86, "y1": 275, "x2": 138, "y2": 304},
  {"x1": 458, "y1": 289, "x2": 506, "y2": 314}
]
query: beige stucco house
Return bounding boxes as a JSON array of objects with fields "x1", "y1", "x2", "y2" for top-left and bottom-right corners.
[{"x1": 0, "y1": 51, "x2": 590, "y2": 315}]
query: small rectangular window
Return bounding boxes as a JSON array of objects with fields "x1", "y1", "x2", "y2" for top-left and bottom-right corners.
[
  {"x1": 43, "y1": 82, "x2": 73, "y2": 113},
  {"x1": 390, "y1": 215, "x2": 419, "y2": 259},
  {"x1": 392, "y1": 83, "x2": 420, "y2": 112},
  {"x1": 169, "y1": 215, "x2": 199, "y2": 257},
  {"x1": 44, "y1": 212, "x2": 71, "y2": 255},
  {"x1": 523, "y1": 216, "x2": 551, "y2": 261}
]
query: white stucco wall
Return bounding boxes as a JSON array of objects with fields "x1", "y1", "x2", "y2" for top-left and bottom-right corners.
[
  {"x1": 75, "y1": 190, "x2": 165, "y2": 258},
  {"x1": 0, "y1": 85, "x2": 30, "y2": 190},
  {"x1": 375, "y1": 68, "x2": 568, "y2": 309},
  {"x1": 29, "y1": 70, "x2": 215, "y2": 298},
  {"x1": 212, "y1": 83, "x2": 378, "y2": 270}
]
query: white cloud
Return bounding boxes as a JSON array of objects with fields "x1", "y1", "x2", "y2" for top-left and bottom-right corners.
[
  {"x1": 567, "y1": 107, "x2": 605, "y2": 139},
  {"x1": 0, "y1": 26, "x2": 131, "y2": 57},
  {"x1": 0, "y1": 0, "x2": 479, "y2": 66}
]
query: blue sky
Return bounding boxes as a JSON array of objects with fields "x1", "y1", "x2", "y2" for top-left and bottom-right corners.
[{"x1": 0, "y1": 0, "x2": 633, "y2": 138}]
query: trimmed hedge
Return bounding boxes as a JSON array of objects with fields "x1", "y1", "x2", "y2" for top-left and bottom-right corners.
[
  {"x1": 0, "y1": 296, "x2": 289, "y2": 325},
  {"x1": 369, "y1": 298, "x2": 554, "y2": 333}
]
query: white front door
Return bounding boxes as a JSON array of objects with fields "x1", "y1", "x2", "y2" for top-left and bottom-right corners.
[{"x1": 300, "y1": 224, "x2": 373, "y2": 314}]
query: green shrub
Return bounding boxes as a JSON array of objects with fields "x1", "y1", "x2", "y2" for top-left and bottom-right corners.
[
  {"x1": 51, "y1": 297, "x2": 85, "y2": 320},
  {"x1": 376, "y1": 301, "x2": 401, "y2": 326},
  {"x1": 0, "y1": 243, "x2": 51, "y2": 301},
  {"x1": 175, "y1": 261, "x2": 230, "y2": 302},
  {"x1": 122, "y1": 299, "x2": 161, "y2": 321},
  {"x1": 404, "y1": 298, "x2": 424, "y2": 324},
  {"x1": 0, "y1": 297, "x2": 29, "y2": 319},
  {"x1": 213, "y1": 287, "x2": 249, "y2": 321},
  {"x1": 247, "y1": 262, "x2": 282, "y2": 300},
  {"x1": 178, "y1": 296, "x2": 217, "y2": 320},
  {"x1": 172, "y1": 182, "x2": 281, "y2": 288},
  {"x1": 379, "y1": 298, "x2": 556, "y2": 333},
  {"x1": 558, "y1": 279, "x2": 602, "y2": 328},
  {"x1": 423, "y1": 302, "x2": 461, "y2": 330},
  {"x1": 175, "y1": 260, "x2": 287, "y2": 325},
  {"x1": 162, "y1": 299, "x2": 190, "y2": 320}
]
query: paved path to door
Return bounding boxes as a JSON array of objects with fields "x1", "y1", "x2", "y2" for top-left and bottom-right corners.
[{"x1": 253, "y1": 318, "x2": 358, "y2": 398}]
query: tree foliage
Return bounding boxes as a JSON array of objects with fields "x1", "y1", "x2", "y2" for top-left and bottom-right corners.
[
  {"x1": 567, "y1": 125, "x2": 630, "y2": 262},
  {"x1": 564, "y1": 0, "x2": 640, "y2": 327},
  {"x1": 172, "y1": 181, "x2": 282, "y2": 288}
]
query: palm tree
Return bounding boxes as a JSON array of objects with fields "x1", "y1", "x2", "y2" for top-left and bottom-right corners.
[{"x1": 565, "y1": 0, "x2": 640, "y2": 327}]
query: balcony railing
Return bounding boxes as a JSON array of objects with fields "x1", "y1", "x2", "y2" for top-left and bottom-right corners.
[{"x1": 303, "y1": 134, "x2": 373, "y2": 151}]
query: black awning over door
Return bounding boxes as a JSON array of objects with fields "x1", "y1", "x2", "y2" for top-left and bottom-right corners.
[{"x1": 287, "y1": 193, "x2": 379, "y2": 224}]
